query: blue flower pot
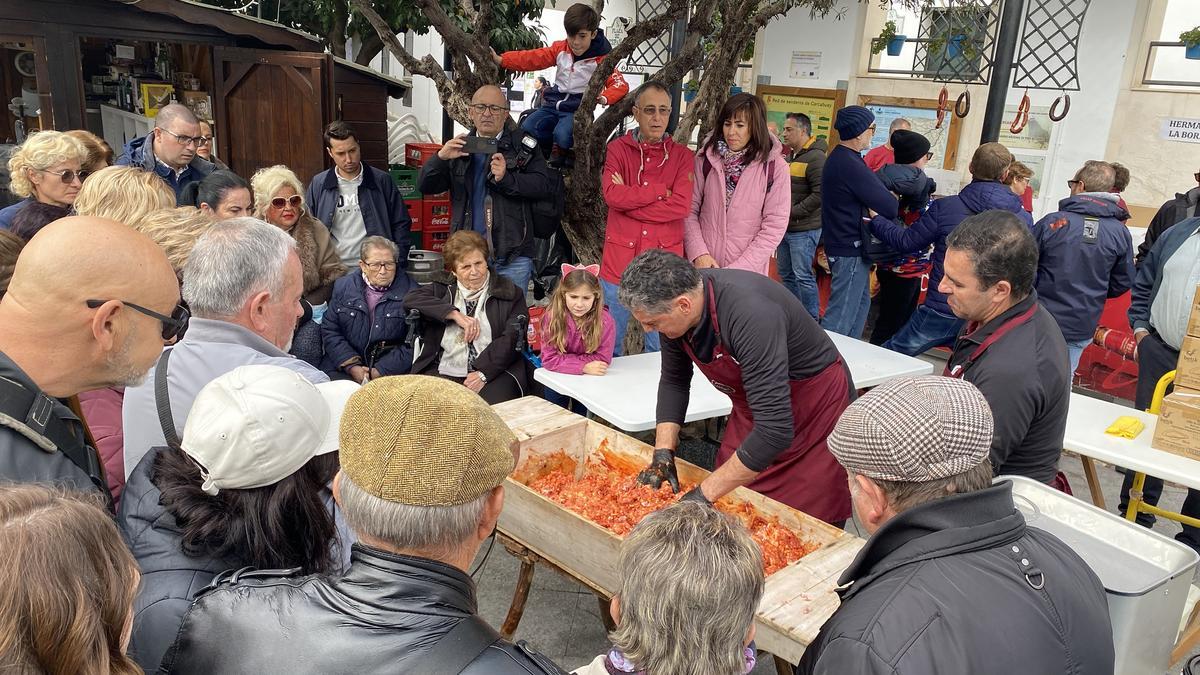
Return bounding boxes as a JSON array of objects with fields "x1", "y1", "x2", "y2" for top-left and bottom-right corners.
[
  {"x1": 1186, "y1": 43, "x2": 1200, "y2": 60},
  {"x1": 729, "y1": 86, "x2": 743, "y2": 96},
  {"x1": 684, "y1": 89, "x2": 697, "y2": 103},
  {"x1": 886, "y1": 35, "x2": 906, "y2": 56},
  {"x1": 947, "y1": 34, "x2": 967, "y2": 59}
]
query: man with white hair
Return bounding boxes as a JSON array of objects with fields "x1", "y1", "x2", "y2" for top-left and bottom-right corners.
[
  {"x1": 121, "y1": 217, "x2": 327, "y2": 477},
  {"x1": 116, "y1": 103, "x2": 215, "y2": 204},
  {"x1": 796, "y1": 376, "x2": 1113, "y2": 674},
  {"x1": 160, "y1": 375, "x2": 566, "y2": 674}
]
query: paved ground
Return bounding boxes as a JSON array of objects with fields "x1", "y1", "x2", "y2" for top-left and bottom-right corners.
[{"x1": 472, "y1": 395, "x2": 1200, "y2": 673}]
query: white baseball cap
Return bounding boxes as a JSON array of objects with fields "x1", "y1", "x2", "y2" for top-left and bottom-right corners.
[{"x1": 181, "y1": 365, "x2": 360, "y2": 495}]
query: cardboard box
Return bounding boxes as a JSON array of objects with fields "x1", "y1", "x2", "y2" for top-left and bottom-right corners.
[
  {"x1": 1152, "y1": 388, "x2": 1200, "y2": 460},
  {"x1": 1188, "y1": 284, "x2": 1200, "y2": 338},
  {"x1": 1176, "y1": 335, "x2": 1200, "y2": 391}
]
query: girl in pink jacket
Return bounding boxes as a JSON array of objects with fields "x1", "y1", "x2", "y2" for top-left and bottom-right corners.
[
  {"x1": 685, "y1": 93, "x2": 791, "y2": 275},
  {"x1": 540, "y1": 264, "x2": 616, "y2": 414}
]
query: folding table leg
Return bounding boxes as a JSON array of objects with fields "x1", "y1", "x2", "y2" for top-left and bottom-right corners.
[
  {"x1": 500, "y1": 548, "x2": 538, "y2": 640},
  {"x1": 773, "y1": 654, "x2": 795, "y2": 675},
  {"x1": 1079, "y1": 456, "x2": 1106, "y2": 510}
]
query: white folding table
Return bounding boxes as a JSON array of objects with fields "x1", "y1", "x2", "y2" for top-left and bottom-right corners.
[{"x1": 532, "y1": 331, "x2": 934, "y2": 432}]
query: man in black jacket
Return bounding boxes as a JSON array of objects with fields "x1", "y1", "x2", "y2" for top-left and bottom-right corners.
[
  {"x1": 0, "y1": 217, "x2": 181, "y2": 503},
  {"x1": 418, "y1": 85, "x2": 556, "y2": 293},
  {"x1": 1135, "y1": 169, "x2": 1200, "y2": 264},
  {"x1": 797, "y1": 376, "x2": 1113, "y2": 675},
  {"x1": 942, "y1": 211, "x2": 1071, "y2": 487},
  {"x1": 161, "y1": 376, "x2": 566, "y2": 674}
]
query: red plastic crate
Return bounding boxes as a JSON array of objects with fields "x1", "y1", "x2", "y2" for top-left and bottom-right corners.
[
  {"x1": 528, "y1": 305, "x2": 546, "y2": 353},
  {"x1": 405, "y1": 142, "x2": 442, "y2": 168},
  {"x1": 405, "y1": 198, "x2": 423, "y2": 232},
  {"x1": 423, "y1": 230, "x2": 450, "y2": 252},
  {"x1": 423, "y1": 198, "x2": 451, "y2": 232}
]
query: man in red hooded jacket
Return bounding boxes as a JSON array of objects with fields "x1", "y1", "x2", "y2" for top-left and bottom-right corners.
[{"x1": 600, "y1": 82, "x2": 695, "y2": 354}]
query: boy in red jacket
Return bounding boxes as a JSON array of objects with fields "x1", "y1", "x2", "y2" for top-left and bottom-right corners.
[
  {"x1": 494, "y1": 3, "x2": 628, "y2": 168},
  {"x1": 599, "y1": 82, "x2": 694, "y2": 354}
]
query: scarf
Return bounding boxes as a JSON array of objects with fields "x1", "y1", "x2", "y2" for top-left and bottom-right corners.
[
  {"x1": 458, "y1": 275, "x2": 489, "y2": 371},
  {"x1": 602, "y1": 645, "x2": 757, "y2": 674},
  {"x1": 717, "y1": 139, "x2": 750, "y2": 205}
]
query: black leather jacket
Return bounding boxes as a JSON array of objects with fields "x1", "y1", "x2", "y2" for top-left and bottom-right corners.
[{"x1": 160, "y1": 544, "x2": 565, "y2": 674}]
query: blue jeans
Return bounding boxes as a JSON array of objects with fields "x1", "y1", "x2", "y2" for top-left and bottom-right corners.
[
  {"x1": 601, "y1": 278, "x2": 659, "y2": 356},
  {"x1": 494, "y1": 256, "x2": 534, "y2": 295},
  {"x1": 1066, "y1": 337, "x2": 1090, "y2": 374},
  {"x1": 522, "y1": 107, "x2": 574, "y2": 149},
  {"x1": 821, "y1": 255, "x2": 872, "y2": 338},
  {"x1": 776, "y1": 230, "x2": 821, "y2": 320},
  {"x1": 882, "y1": 304, "x2": 964, "y2": 357}
]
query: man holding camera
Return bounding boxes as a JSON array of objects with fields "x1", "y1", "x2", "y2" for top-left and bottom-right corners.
[{"x1": 418, "y1": 85, "x2": 556, "y2": 293}]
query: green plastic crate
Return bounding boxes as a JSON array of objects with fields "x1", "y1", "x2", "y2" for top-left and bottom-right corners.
[{"x1": 389, "y1": 166, "x2": 421, "y2": 200}]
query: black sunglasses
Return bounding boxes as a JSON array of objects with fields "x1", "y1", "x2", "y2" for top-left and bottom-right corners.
[{"x1": 86, "y1": 299, "x2": 190, "y2": 341}]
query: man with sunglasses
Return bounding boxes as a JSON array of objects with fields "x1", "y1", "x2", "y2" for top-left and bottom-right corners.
[
  {"x1": 418, "y1": 85, "x2": 556, "y2": 293},
  {"x1": 115, "y1": 103, "x2": 214, "y2": 205},
  {"x1": 0, "y1": 217, "x2": 179, "y2": 506},
  {"x1": 599, "y1": 81, "x2": 695, "y2": 354}
]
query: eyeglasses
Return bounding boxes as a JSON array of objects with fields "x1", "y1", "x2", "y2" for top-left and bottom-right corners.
[
  {"x1": 270, "y1": 195, "x2": 303, "y2": 210},
  {"x1": 469, "y1": 104, "x2": 508, "y2": 115},
  {"x1": 37, "y1": 168, "x2": 88, "y2": 184},
  {"x1": 1067, "y1": 179, "x2": 1083, "y2": 189},
  {"x1": 86, "y1": 299, "x2": 190, "y2": 341},
  {"x1": 925, "y1": 152, "x2": 934, "y2": 160},
  {"x1": 362, "y1": 261, "x2": 397, "y2": 271},
  {"x1": 634, "y1": 105, "x2": 672, "y2": 118},
  {"x1": 158, "y1": 127, "x2": 207, "y2": 147}
]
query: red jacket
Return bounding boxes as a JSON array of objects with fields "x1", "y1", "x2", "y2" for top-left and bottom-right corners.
[
  {"x1": 864, "y1": 144, "x2": 894, "y2": 172},
  {"x1": 499, "y1": 32, "x2": 628, "y2": 112},
  {"x1": 600, "y1": 131, "x2": 695, "y2": 284}
]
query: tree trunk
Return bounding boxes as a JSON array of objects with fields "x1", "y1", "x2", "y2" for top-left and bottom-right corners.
[
  {"x1": 354, "y1": 31, "x2": 384, "y2": 67},
  {"x1": 328, "y1": 1, "x2": 349, "y2": 59}
]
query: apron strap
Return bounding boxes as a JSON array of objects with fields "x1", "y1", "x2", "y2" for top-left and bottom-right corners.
[{"x1": 945, "y1": 304, "x2": 1038, "y2": 378}]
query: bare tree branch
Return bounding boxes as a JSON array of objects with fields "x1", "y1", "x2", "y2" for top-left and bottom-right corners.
[
  {"x1": 459, "y1": 0, "x2": 479, "y2": 23},
  {"x1": 472, "y1": 0, "x2": 497, "y2": 44},
  {"x1": 349, "y1": 0, "x2": 452, "y2": 93}
]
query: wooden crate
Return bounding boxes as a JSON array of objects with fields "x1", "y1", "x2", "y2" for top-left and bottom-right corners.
[{"x1": 493, "y1": 397, "x2": 864, "y2": 664}]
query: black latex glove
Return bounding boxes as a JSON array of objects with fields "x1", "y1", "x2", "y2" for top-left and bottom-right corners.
[
  {"x1": 680, "y1": 486, "x2": 712, "y2": 505},
  {"x1": 637, "y1": 448, "x2": 680, "y2": 493}
]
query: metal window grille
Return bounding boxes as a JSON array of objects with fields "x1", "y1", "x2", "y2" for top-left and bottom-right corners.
[{"x1": 1012, "y1": 0, "x2": 1089, "y2": 91}]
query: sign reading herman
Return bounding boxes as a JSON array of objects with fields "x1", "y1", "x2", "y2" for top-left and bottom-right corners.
[{"x1": 1161, "y1": 117, "x2": 1200, "y2": 144}]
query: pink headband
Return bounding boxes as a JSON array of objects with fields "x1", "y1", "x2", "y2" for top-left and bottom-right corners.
[{"x1": 561, "y1": 263, "x2": 600, "y2": 279}]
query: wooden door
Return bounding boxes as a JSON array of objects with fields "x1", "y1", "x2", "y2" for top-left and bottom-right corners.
[{"x1": 212, "y1": 47, "x2": 329, "y2": 183}]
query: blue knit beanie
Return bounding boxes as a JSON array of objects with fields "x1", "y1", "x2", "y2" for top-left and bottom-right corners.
[{"x1": 834, "y1": 105, "x2": 875, "y2": 140}]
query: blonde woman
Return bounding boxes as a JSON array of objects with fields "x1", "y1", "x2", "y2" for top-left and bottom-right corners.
[
  {"x1": 0, "y1": 485, "x2": 142, "y2": 675},
  {"x1": 575, "y1": 501, "x2": 764, "y2": 675},
  {"x1": 133, "y1": 206, "x2": 215, "y2": 280},
  {"x1": 73, "y1": 165, "x2": 175, "y2": 229},
  {"x1": 1, "y1": 130, "x2": 87, "y2": 229}
]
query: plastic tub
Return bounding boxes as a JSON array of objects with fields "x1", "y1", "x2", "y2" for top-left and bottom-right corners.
[{"x1": 1004, "y1": 475, "x2": 1199, "y2": 674}]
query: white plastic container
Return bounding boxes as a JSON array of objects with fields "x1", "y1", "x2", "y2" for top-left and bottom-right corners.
[{"x1": 1004, "y1": 475, "x2": 1199, "y2": 675}]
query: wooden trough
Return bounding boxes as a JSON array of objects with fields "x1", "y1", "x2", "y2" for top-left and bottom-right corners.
[{"x1": 493, "y1": 397, "x2": 865, "y2": 664}]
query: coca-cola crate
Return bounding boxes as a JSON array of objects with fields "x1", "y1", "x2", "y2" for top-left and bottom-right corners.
[
  {"x1": 423, "y1": 230, "x2": 450, "y2": 252},
  {"x1": 423, "y1": 198, "x2": 451, "y2": 232},
  {"x1": 405, "y1": 142, "x2": 442, "y2": 168},
  {"x1": 405, "y1": 198, "x2": 423, "y2": 232}
]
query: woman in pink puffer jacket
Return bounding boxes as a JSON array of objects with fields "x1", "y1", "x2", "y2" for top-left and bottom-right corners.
[{"x1": 685, "y1": 93, "x2": 791, "y2": 276}]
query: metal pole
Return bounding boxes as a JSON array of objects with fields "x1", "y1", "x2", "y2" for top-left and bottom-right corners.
[
  {"x1": 980, "y1": 0, "x2": 1025, "y2": 143},
  {"x1": 667, "y1": 16, "x2": 687, "y2": 134}
]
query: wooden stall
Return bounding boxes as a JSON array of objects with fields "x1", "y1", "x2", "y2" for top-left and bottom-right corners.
[{"x1": 0, "y1": 0, "x2": 407, "y2": 190}]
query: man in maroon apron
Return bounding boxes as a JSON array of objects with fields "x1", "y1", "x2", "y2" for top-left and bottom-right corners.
[
  {"x1": 618, "y1": 250, "x2": 852, "y2": 525},
  {"x1": 940, "y1": 211, "x2": 1072, "y2": 490}
]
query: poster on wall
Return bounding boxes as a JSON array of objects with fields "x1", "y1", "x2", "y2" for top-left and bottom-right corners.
[
  {"x1": 789, "y1": 51, "x2": 822, "y2": 80},
  {"x1": 758, "y1": 86, "x2": 844, "y2": 142},
  {"x1": 863, "y1": 104, "x2": 952, "y2": 168},
  {"x1": 998, "y1": 105, "x2": 1052, "y2": 151}
]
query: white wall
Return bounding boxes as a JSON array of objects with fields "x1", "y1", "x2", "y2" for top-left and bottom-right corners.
[{"x1": 756, "y1": 2, "x2": 862, "y2": 90}]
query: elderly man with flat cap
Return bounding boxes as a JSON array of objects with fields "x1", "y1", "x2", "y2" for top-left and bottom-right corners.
[
  {"x1": 796, "y1": 376, "x2": 1113, "y2": 675},
  {"x1": 160, "y1": 375, "x2": 568, "y2": 675},
  {"x1": 0, "y1": 216, "x2": 181, "y2": 502}
]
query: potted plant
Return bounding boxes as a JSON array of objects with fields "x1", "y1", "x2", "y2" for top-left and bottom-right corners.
[
  {"x1": 683, "y1": 79, "x2": 699, "y2": 103},
  {"x1": 946, "y1": 33, "x2": 967, "y2": 58},
  {"x1": 871, "y1": 20, "x2": 906, "y2": 56},
  {"x1": 1182, "y1": 26, "x2": 1200, "y2": 60}
]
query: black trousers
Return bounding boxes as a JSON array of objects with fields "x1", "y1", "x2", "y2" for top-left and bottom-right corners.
[
  {"x1": 438, "y1": 371, "x2": 523, "y2": 405},
  {"x1": 1118, "y1": 332, "x2": 1200, "y2": 550},
  {"x1": 869, "y1": 271, "x2": 922, "y2": 346}
]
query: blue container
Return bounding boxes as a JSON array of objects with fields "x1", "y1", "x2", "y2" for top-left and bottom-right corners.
[
  {"x1": 947, "y1": 34, "x2": 966, "y2": 59},
  {"x1": 1186, "y1": 43, "x2": 1200, "y2": 60},
  {"x1": 887, "y1": 35, "x2": 906, "y2": 56}
]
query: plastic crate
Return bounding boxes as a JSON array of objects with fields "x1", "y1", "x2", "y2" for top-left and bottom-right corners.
[
  {"x1": 389, "y1": 166, "x2": 421, "y2": 200},
  {"x1": 423, "y1": 230, "x2": 450, "y2": 252},
  {"x1": 405, "y1": 198, "x2": 423, "y2": 232},
  {"x1": 423, "y1": 198, "x2": 451, "y2": 232},
  {"x1": 405, "y1": 142, "x2": 442, "y2": 168},
  {"x1": 527, "y1": 305, "x2": 546, "y2": 353}
]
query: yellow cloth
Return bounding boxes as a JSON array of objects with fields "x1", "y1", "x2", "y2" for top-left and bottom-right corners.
[{"x1": 1105, "y1": 416, "x2": 1145, "y2": 439}]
